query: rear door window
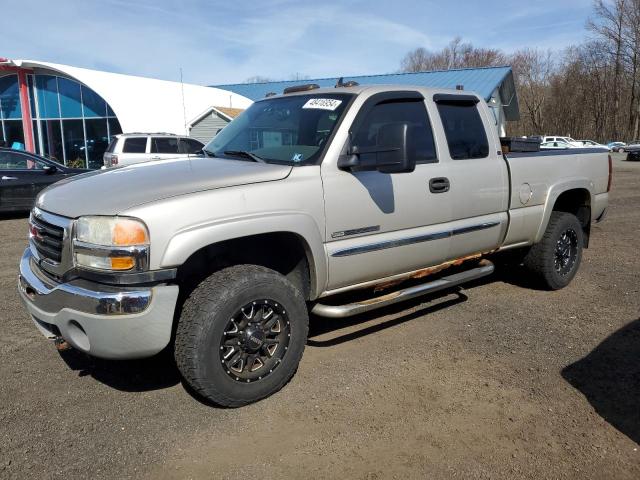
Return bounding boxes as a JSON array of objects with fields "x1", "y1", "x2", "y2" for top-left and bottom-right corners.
[
  {"x1": 151, "y1": 137, "x2": 180, "y2": 154},
  {"x1": 436, "y1": 102, "x2": 489, "y2": 160},
  {"x1": 122, "y1": 137, "x2": 147, "y2": 153}
]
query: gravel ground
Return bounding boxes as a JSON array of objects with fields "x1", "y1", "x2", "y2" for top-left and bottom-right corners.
[{"x1": 0, "y1": 155, "x2": 638, "y2": 479}]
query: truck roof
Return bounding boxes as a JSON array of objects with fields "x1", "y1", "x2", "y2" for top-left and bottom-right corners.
[{"x1": 259, "y1": 84, "x2": 482, "y2": 101}]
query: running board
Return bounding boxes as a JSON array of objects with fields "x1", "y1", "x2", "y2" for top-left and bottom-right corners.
[{"x1": 311, "y1": 260, "x2": 495, "y2": 318}]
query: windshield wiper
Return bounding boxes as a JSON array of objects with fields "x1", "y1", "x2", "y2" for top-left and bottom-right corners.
[
  {"x1": 223, "y1": 150, "x2": 265, "y2": 163},
  {"x1": 202, "y1": 149, "x2": 217, "y2": 157}
]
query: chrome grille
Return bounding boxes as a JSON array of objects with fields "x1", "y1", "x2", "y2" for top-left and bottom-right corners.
[
  {"x1": 30, "y1": 215, "x2": 64, "y2": 262},
  {"x1": 29, "y1": 208, "x2": 73, "y2": 278}
]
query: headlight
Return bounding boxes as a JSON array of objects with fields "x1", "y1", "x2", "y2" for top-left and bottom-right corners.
[{"x1": 73, "y1": 216, "x2": 149, "y2": 272}]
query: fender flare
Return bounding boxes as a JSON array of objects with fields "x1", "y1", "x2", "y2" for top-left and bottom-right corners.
[
  {"x1": 160, "y1": 212, "x2": 327, "y2": 299},
  {"x1": 534, "y1": 178, "x2": 595, "y2": 243}
]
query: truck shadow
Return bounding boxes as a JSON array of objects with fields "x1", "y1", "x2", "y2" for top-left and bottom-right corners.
[
  {"x1": 55, "y1": 289, "x2": 470, "y2": 395},
  {"x1": 307, "y1": 289, "x2": 468, "y2": 347},
  {"x1": 58, "y1": 348, "x2": 181, "y2": 392},
  {"x1": 562, "y1": 318, "x2": 640, "y2": 445}
]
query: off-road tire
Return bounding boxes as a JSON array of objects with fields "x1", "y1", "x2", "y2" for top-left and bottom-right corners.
[
  {"x1": 523, "y1": 211, "x2": 584, "y2": 290},
  {"x1": 175, "y1": 265, "x2": 308, "y2": 407}
]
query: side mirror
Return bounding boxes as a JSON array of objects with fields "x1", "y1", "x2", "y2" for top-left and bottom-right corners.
[
  {"x1": 375, "y1": 123, "x2": 415, "y2": 174},
  {"x1": 337, "y1": 122, "x2": 416, "y2": 174},
  {"x1": 43, "y1": 165, "x2": 57, "y2": 174}
]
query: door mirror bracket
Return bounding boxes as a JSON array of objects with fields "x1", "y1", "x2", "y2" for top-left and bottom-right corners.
[{"x1": 337, "y1": 123, "x2": 416, "y2": 174}]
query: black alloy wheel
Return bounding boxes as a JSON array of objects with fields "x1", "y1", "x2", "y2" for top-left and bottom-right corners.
[
  {"x1": 554, "y1": 228, "x2": 578, "y2": 276},
  {"x1": 220, "y1": 300, "x2": 291, "y2": 383}
]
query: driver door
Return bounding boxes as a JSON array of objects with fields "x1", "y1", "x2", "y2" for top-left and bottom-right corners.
[{"x1": 321, "y1": 91, "x2": 454, "y2": 291}]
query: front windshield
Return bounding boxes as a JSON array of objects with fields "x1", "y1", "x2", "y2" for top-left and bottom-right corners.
[{"x1": 204, "y1": 93, "x2": 353, "y2": 165}]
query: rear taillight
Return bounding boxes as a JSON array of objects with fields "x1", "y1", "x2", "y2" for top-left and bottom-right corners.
[
  {"x1": 607, "y1": 154, "x2": 613, "y2": 192},
  {"x1": 112, "y1": 155, "x2": 118, "y2": 165}
]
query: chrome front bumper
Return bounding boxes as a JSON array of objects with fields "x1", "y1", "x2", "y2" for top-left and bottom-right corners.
[{"x1": 18, "y1": 248, "x2": 179, "y2": 359}]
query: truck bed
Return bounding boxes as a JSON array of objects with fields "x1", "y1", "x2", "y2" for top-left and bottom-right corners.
[{"x1": 501, "y1": 148, "x2": 610, "y2": 249}]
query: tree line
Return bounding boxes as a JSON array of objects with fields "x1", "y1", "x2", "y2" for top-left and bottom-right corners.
[{"x1": 400, "y1": 0, "x2": 640, "y2": 142}]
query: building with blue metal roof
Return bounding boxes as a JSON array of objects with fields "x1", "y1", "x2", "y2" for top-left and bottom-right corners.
[{"x1": 213, "y1": 66, "x2": 519, "y2": 136}]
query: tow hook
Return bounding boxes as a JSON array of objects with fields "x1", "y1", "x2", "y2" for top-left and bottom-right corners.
[{"x1": 53, "y1": 336, "x2": 72, "y2": 352}]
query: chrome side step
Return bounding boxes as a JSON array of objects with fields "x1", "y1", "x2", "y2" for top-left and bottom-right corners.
[{"x1": 311, "y1": 260, "x2": 494, "y2": 318}]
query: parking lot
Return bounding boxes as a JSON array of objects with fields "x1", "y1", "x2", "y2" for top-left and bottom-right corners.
[{"x1": 0, "y1": 154, "x2": 638, "y2": 479}]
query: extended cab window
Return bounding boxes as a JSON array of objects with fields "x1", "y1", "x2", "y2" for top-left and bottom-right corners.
[
  {"x1": 151, "y1": 137, "x2": 180, "y2": 154},
  {"x1": 122, "y1": 138, "x2": 147, "y2": 153},
  {"x1": 353, "y1": 100, "x2": 437, "y2": 164},
  {"x1": 436, "y1": 102, "x2": 489, "y2": 160}
]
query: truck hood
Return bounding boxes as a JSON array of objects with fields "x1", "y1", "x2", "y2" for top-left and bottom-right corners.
[{"x1": 36, "y1": 156, "x2": 293, "y2": 217}]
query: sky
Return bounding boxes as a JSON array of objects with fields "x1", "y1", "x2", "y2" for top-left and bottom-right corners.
[{"x1": 0, "y1": 0, "x2": 594, "y2": 86}]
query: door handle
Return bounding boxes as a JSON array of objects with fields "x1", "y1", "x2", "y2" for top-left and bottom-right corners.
[
  {"x1": 1, "y1": 176, "x2": 18, "y2": 181},
  {"x1": 151, "y1": 156, "x2": 161, "y2": 160},
  {"x1": 429, "y1": 177, "x2": 450, "y2": 193}
]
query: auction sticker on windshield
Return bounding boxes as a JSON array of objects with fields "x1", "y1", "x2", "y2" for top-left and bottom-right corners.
[{"x1": 302, "y1": 98, "x2": 343, "y2": 111}]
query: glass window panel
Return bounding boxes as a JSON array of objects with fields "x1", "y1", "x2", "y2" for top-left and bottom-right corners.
[
  {"x1": 108, "y1": 117, "x2": 122, "y2": 138},
  {"x1": 39, "y1": 120, "x2": 64, "y2": 163},
  {"x1": 57, "y1": 77, "x2": 83, "y2": 118},
  {"x1": 32, "y1": 119, "x2": 40, "y2": 154},
  {"x1": 354, "y1": 100, "x2": 437, "y2": 164},
  {"x1": 0, "y1": 151, "x2": 44, "y2": 169},
  {"x1": 81, "y1": 85, "x2": 107, "y2": 117},
  {"x1": 107, "y1": 103, "x2": 115, "y2": 117},
  {"x1": 84, "y1": 118, "x2": 109, "y2": 169},
  {"x1": 62, "y1": 119, "x2": 86, "y2": 168},
  {"x1": 3, "y1": 120, "x2": 25, "y2": 148},
  {"x1": 436, "y1": 103, "x2": 489, "y2": 160},
  {"x1": 35, "y1": 75, "x2": 60, "y2": 118},
  {"x1": 27, "y1": 75, "x2": 36, "y2": 119},
  {"x1": 122, "y1": 137, "x2": 147, "y2": 153},
  {"x1": 150, "y1": 137, "x2": 179, "y2": 154},
  {"x1": 0, "y1": 75, "x2": 22, "y2": 119},
  {"x1": 179, "y1": 138, "x2": 204, "y2": 154}
]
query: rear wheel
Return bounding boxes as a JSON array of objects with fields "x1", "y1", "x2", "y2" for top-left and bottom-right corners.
[
  {"x1": 523, "y1": 212, "x2": 583, "y2": 290},
  {"x1": 175, "y1": 265, "x2": 308, "y2": 407}
]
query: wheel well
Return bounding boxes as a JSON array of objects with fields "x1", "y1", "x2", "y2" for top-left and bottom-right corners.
[
  {"x1": 176, "y1": 232, "x2": 313, "y2": 301},
  {"x1": 552, "y1": 189, "x2": 591, "y2": 247}
]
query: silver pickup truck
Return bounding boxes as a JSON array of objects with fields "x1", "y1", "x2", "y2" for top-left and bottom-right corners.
[{"x1": 18, "y1": 84, "x2": 610, "y2": 406}]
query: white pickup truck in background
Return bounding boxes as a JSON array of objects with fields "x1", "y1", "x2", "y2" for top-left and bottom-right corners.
[{"x1": 19, "y1": 83, "x2": 610, "y2": 406}]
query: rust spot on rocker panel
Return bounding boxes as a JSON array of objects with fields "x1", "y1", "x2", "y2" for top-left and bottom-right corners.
[{"x1": 372, "y1": 253, "x2": 485, "y2": 293}]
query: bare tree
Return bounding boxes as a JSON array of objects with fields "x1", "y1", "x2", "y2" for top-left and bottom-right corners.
[
  {"x1": 588, "y1": 0, "x2": 626, "y2": 138},
  {"x1": 401, "y1": 37, "x2": 506, "y2": 72},
  {"x1": 508, "y1": 49, "x2": 555, "y2": 134}
]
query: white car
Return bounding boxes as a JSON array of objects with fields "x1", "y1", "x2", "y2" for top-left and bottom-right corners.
[
  {"x1": 540, "y1": 141, "x2": 571, "y2": 150},
  {"x1": 541, "y1": 136, "x2": 582, "y2": 148},
  {"x1": 103, "y1": 133, "x2": 204, "y2": 168},
  {"x1": 577, "y1": 140, "x2": 610, "y2": 151}
]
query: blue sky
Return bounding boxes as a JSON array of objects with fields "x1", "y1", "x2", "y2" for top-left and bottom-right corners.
[{"x1": 1, "y1": 0, "x2": 594, "y2": 85}]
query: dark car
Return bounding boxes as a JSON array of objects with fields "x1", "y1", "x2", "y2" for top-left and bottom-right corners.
[
  {"x1": 623, "y1": 140, "x2": 640, "y2": 152},
  {"x1": 0, "y1": 148, "x2": 89, "y2": 213},
  {"x1": 628, "y1": 150, "x2": 640, "y2": 161}
]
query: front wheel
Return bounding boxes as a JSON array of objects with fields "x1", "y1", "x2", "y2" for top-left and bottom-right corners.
[
  {"x1": 175, "y1": 265, "x2": 308, "y2": 407},
  {"x1": 523, "y1": 212, "x2": 584, "y2": 290}
]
